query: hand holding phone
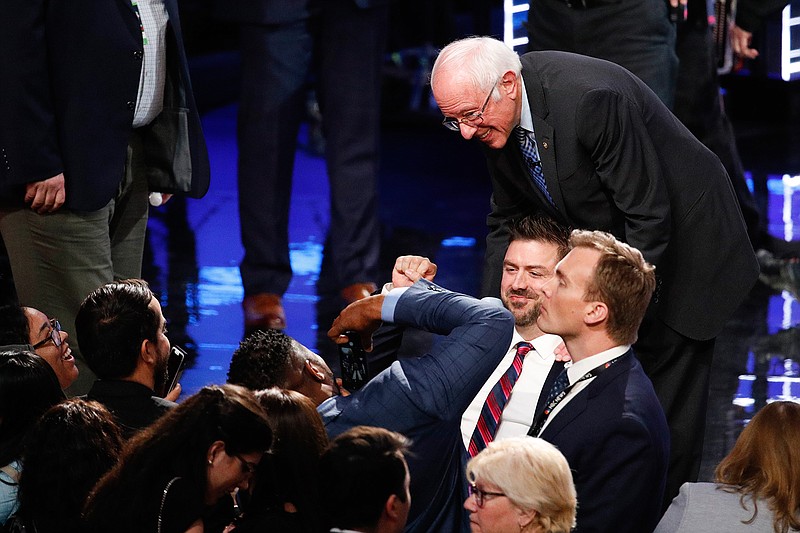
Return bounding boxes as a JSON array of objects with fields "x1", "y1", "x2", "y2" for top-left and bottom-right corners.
[
  {"x1": 338, "y1": 331, "x2": 369, "y2": 391},
  {"x1": 161, "y1": 345, "x2": 187, "y2": 398}
]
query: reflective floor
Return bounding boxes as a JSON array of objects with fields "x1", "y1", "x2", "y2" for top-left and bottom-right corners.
[{"x1": 145, "y1": 78, "x2": 800, "y2": 481}]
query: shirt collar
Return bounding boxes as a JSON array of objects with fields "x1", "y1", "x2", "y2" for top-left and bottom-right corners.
[
  {"x1": 511, "y1": 328, "x2": 563, "y2": 361},
  {"x1": 567, "y1": 345, "x2": 630, "y2": 383},
  {"x1": 519, "y1": 77, "x2": 534, "y2": 133}
]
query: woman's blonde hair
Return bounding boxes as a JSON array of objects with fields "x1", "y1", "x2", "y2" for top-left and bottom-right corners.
[{"x1": 466, "y1": 437, "x2": 577, "y2": 533}]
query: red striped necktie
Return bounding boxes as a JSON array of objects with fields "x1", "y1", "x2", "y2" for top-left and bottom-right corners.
[{"x1": 468, "y1": 341, "x2": 532, "y2": 457}]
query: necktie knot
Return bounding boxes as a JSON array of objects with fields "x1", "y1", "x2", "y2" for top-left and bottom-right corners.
[{"x1": 516, "y1": 341, "x2": 533, "y2": 358}]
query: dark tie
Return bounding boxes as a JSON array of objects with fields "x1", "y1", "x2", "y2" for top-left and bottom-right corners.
[
  {"x1": 543, "y1": 368, "x2": 570, "y2": 408},
  {"x1": 528, "y1": 368, "x2": 571, "y2": 437},
  {"x1": 515, "y1": 126, "x2": 555, "y2": 206},
  {"x1": 468, "y1": 341, "x2": 532, "y2": 457}
]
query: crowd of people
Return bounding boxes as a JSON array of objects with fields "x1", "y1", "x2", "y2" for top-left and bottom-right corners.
[
  {"x1": 1, "y1": 212, "x2": 797, "y2": 532},
  {"x1": 0, "y1": 0, "x2": 797, "y2": 530}
]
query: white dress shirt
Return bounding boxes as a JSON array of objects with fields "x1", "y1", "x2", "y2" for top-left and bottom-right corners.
[
  {"x1": 132, "y1": 0, "x2": 168, "y2": 127},
  {"x1": 461, "y1": 330, "x2": 563, "y2": 448},
  {"x1": 536, "y1": 344, "x2": 630, "y2": 435}
]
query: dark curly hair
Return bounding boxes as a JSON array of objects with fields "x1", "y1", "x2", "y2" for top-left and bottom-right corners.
[
  {"x1": 227, "y1": 330, "x2": 295, "y2": 390},
  {"x1": 17, "y1": 399, "x2": 123, "y2": 533}
]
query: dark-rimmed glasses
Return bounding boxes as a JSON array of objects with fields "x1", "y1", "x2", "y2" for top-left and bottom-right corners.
[
  {"x1": 32, "y1": 318, "x2": 62, "y2": 349},
  {"x1": 233, "y1": 453, "x2": 258, "y2": 475},
  {"x1": 468, "y1": 482, "x2": 506, "y2": 507},
  {"x1": 442, "y1": 81, "x2": 499, "y2": 132}
]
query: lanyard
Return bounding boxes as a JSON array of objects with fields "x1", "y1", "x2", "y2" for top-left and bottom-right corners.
[
  {"x1": 529, "y1": 353, "x2": 625, "y2": 437},
  {"x1": 131, "y1": 0, "x2": 149, "y2": 45}
]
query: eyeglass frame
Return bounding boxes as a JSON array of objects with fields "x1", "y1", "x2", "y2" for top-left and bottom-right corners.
[
  {"x1": 442, "y1": 79, "x2": 500, "y2": 132},
  {"x1": 32, "y1": 318, "x2": 63, "y2": 350},
  {"x1": 232, "y1": 453, "x2": 259, "y2": 475},
  {"x1": 468, "y1": 481, "x2": 506, "y2": 507}
]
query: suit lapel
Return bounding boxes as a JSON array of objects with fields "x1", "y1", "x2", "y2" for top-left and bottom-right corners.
[
  {"x1": 502, "y1": 141, "x2": 562, "y2": 221},
  {"x1": 530, "y1": 117, "x2": 567, "y2": 214},
  {"x1": 521, "y1": 61, "x2": 571, "y2": 221},
  {"x1": 537, "y1": 352, "x2": 633, "y2": 439}
]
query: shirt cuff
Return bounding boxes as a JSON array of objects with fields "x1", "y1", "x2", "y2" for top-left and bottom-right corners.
[{"x1": 381, "y1": 286, "x2": 409, "y2": 322}]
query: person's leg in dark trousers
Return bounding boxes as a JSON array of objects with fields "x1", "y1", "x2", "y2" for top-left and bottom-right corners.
[
  {"x1": 527, "y1": 0, "x2": 678, "y2": 107},
  {"x1": 634, "y1": 312, "x2": 714, "y2": 510},
  {"x1": 315, "y1": 0, "x2": 386, "y2": 294},
  {"x1": 0, "y1": 131, "x2": 149, "y2": 396},
  {"x1": 673, "y1": 20, "x2": 763, "y2": 247},
  {"x1": 237, "y1": 19, "x2": 313, "y2": 298}
]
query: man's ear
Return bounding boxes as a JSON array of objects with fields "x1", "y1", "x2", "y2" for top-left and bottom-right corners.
[
  {"x1": 584, "y1": 301, "x2": 608, "y2": 328},
  {"x1": 140, "y1": 338, "x2": 157, "y2": 365},
  {"x1": 304, "y1": 359, "x2": 326, "y2": 383},
  {"x1": 501, "y1": 70, "x2": 518, "y2": 98},
  {"x1": 384, "y1": 494, "x2": 405, "y2": 522}
]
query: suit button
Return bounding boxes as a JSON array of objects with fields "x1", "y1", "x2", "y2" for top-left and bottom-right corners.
[
  {"x1": 133, "y1": 50, "x2": 143, "y2": 60},
  {"x1": 127, "y1": 101, "x2": 136, "y2": 110},
  {"x1": 542, "y1": 141, "x2": 549, "y2": 149}
]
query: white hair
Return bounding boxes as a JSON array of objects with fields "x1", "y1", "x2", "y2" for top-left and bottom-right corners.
[
  {"x1": 431, "y1": 36, "x2": 522, "y2": 100},
  {"x1": 466, "y1": 437, "x2": 577, "y2": 533}
]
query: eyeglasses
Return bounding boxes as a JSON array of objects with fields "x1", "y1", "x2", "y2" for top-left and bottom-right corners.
[
  {"x1": 32, "y1": 318, "x2": 63, "y2": 350},
  {"x1": 233, "y1": 453, "x2": 258, "y2": 476},
  {"x1": 468, "y1": 482, "x2": 506, "y2": 508},
  {"x1": 442, "y1": 81, "x2": 499, "y2": 132}
]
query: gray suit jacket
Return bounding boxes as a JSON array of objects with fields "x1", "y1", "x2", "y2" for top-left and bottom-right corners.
[
  {"x1": 656, "y1": 482, "x2": 778, "y2": 532},
  {"x1": 319, "y1": 279, "x2": 514, "y2": 533}
]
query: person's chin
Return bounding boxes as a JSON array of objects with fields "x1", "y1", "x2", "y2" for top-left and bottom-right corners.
[{"x1": 480, "y1": 131, "x2": 508, "y2": 150}]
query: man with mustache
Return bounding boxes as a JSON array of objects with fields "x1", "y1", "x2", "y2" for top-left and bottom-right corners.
[{"x1": 393, "y1": 215, "x2": 572, "y2": 455}]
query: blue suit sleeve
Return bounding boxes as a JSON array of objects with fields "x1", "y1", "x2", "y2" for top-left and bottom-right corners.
[{"x1": 389, "y1": 280, "x2": 514, "y2": 420}]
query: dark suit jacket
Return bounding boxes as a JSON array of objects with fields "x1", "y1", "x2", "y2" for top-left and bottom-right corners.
[
  {"x1": 0, "y1": 0, "x2": 210, "y2": 211},
  {"x1": 218, "y1": 0, "x2": 391, "y2": 25},
  {"x1": 536, "y1": 351, "x2": 670, "y2": 533},
  {"x1": 484, "y1": 51, "x2": 758, "y2": 341},
  {"x1": 85, "y1": 379, "x2": 176, "y2": 439},
  {"x1": 318, "y1": 280, "x2": 514, "y2": 533}
]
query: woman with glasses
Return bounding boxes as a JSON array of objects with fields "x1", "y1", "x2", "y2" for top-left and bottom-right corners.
[
  {"x1": 464, "y1": 437, "x2": 577, "y2": 533},
  {"x1": 0, "y1": 304, "x2": 78, "y2": 390},
  {"x1": 229, "y1": 388, "x2": 329, "y2": 533},
  {"x1": 84, "y1": 385, "x2": 272, "y2": 533},
  {"x1": 0, "y1": 350, "x2": 66, "y2": 525}
]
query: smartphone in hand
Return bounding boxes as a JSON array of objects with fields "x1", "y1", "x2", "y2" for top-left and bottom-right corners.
[
  {"x1": 162, "y1": 345, "x2": 187, "y2": 398},
  {"x1": 338, "y1": 332, "x2": 369, "y2": 390}
]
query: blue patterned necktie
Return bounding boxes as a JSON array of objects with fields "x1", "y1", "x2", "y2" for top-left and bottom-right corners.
[
  {"x1": 515, "y1": 126, "x2": 555, "y2": 206},
  {"x1": 467, "y1": 341, "x2": 532, "y2": 457},
  {"x1": 529, "y1": 368, "x2": 571, "y2": 437},
  {"x1": 543, "y1": 368, "x2": 570, "y2": 407}
]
